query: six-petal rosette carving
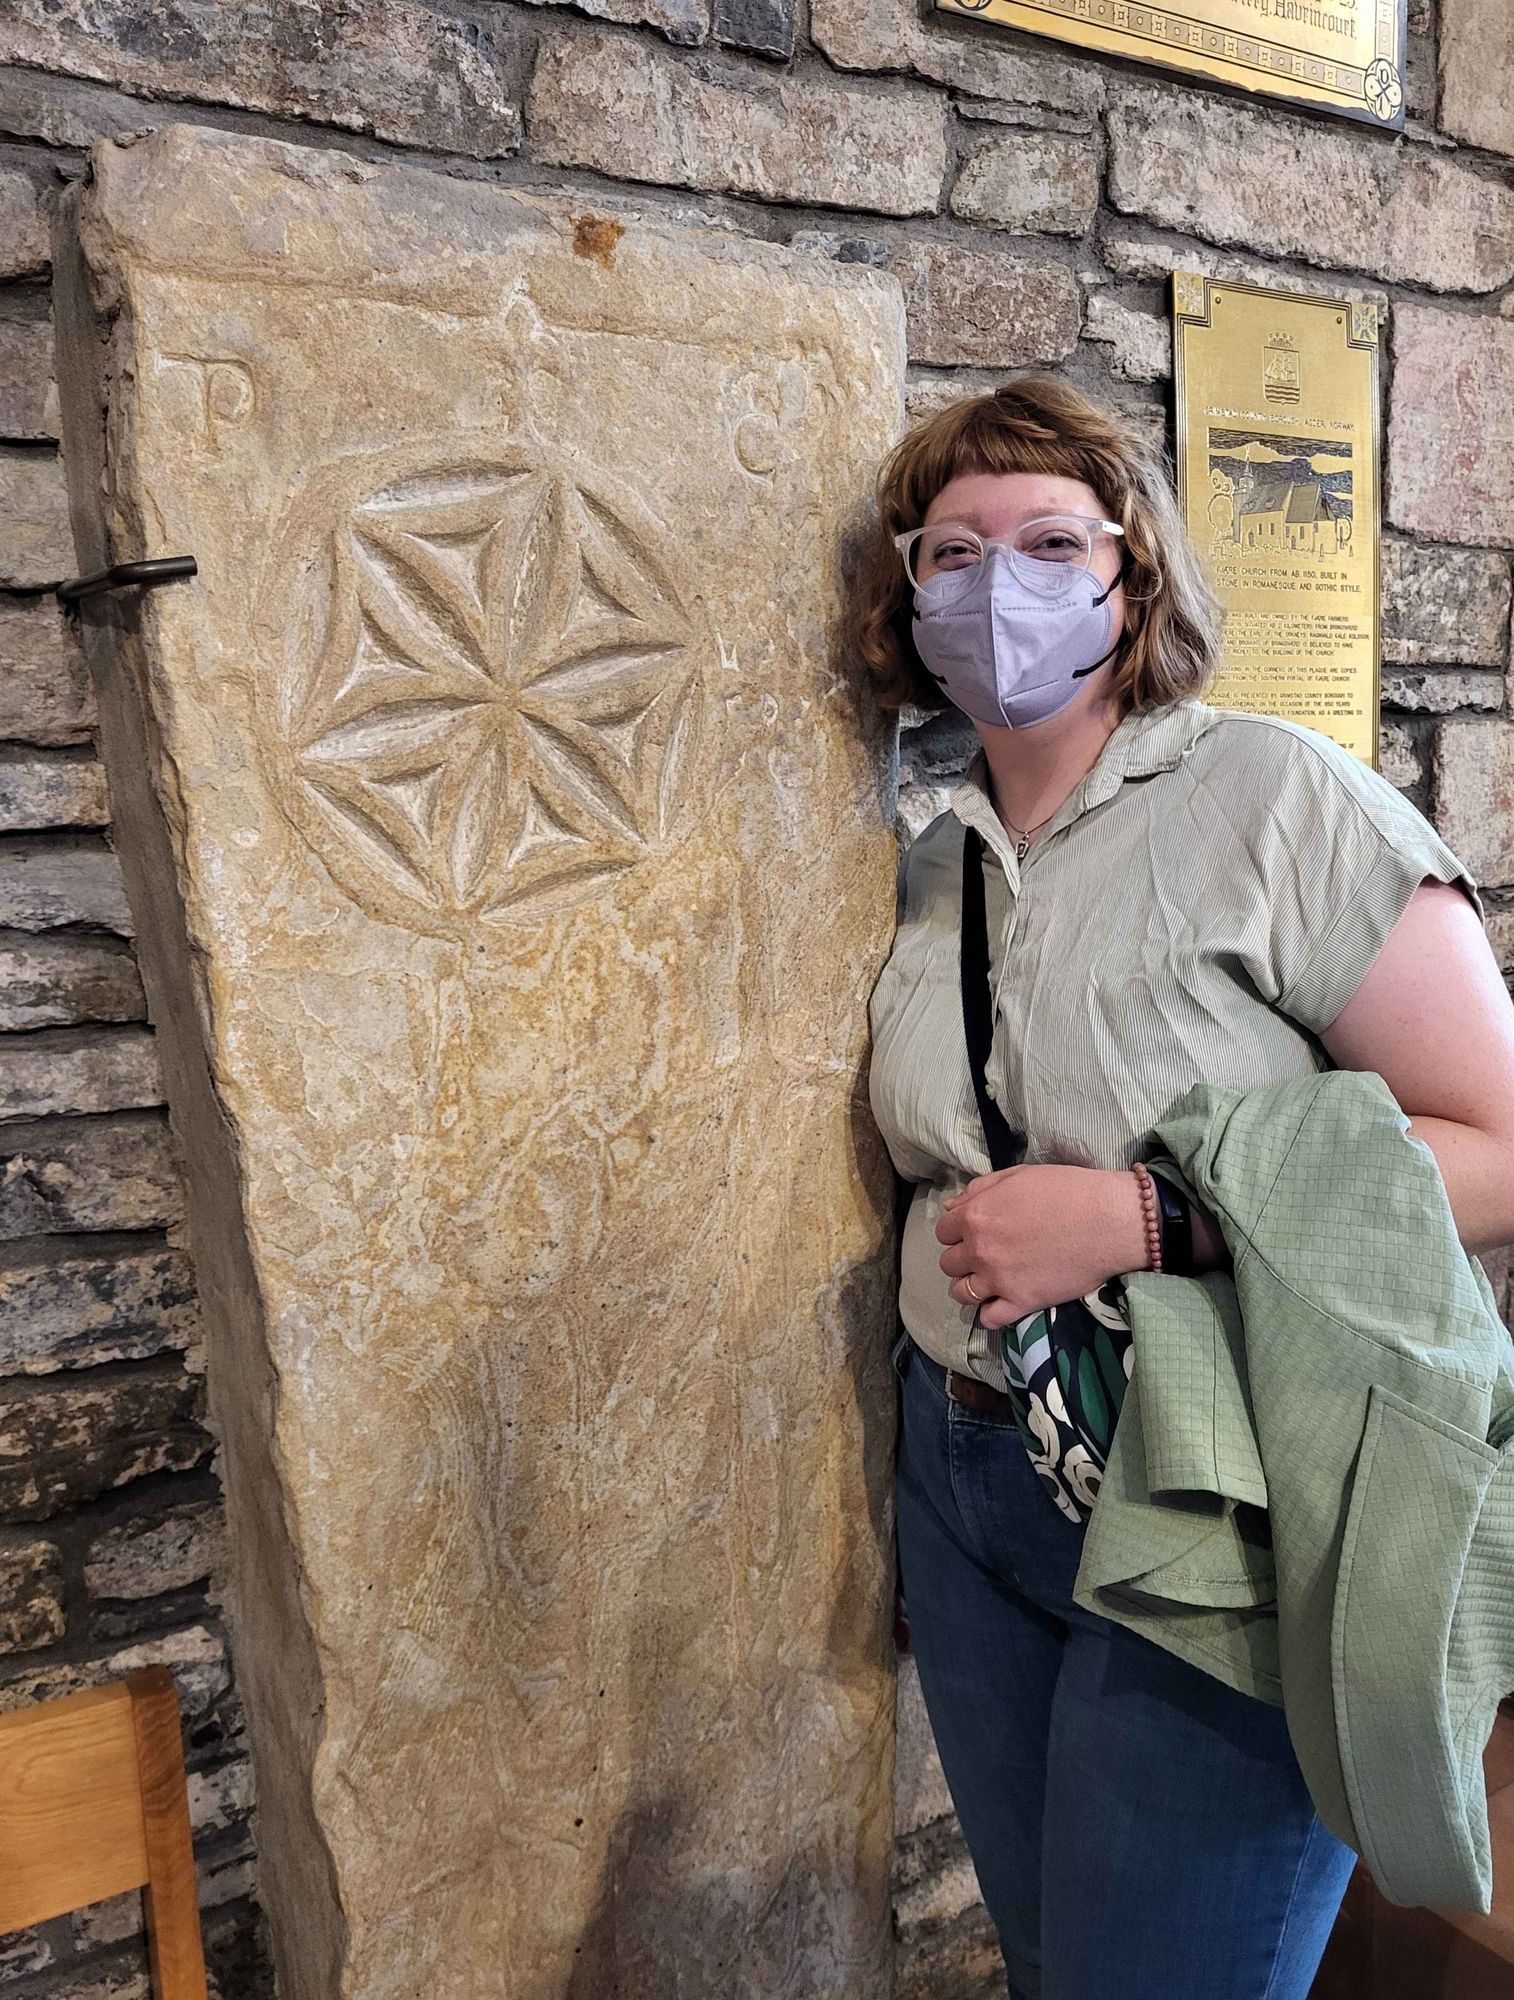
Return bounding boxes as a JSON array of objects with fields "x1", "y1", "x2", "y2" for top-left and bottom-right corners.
[{"x1": 259, "y1": 442, "x2": 712, "y2": 934}]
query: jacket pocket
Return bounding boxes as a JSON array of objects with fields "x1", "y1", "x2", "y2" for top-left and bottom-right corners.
[{"x1": 1330, "y1": 1381, "x2": 1503, "y2": 1912}]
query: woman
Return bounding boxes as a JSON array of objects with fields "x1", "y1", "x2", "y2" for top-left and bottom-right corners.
[{"x1": 857, "y1": 376, "x2": 1514, "y2": 2000}]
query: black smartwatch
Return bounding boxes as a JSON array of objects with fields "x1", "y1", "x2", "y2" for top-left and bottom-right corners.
[{"x1": 1151, "y1": 1171, "x2": 1195, "y2": 1277}]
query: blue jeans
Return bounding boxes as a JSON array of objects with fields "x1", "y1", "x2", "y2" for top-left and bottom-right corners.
[{"x1": 894, "y1": 1335, "x2": 1356, "y2": 2000}]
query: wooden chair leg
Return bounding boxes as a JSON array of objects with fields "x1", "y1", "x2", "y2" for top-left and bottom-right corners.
[{"x1": 126, "y1": 1668, "x2": 209, "y2": 2000}]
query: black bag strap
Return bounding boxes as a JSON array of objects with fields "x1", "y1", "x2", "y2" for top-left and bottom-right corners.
[{"x1": 960, "y1": 825, "x2": 1027, "y2": 1176}]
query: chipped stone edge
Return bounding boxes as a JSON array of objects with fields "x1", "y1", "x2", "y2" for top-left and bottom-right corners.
[{"x1": 51, "y1": 137, "x2": 350, "y2": 2000}]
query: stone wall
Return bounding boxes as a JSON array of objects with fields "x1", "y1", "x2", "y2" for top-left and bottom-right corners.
[{"x1": 0, "y1": 1, "x2": 1510, "y2": 1995}]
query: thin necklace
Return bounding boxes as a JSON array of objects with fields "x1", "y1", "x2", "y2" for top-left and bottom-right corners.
[
  {"x1": 1002, "y1": 808, "x2": 1057, "y2": 861},
  {"x1": 994, "y1": 711, "x2": 1122, "y2": 859}
]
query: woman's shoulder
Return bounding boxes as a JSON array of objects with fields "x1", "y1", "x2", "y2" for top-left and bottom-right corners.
[{"x1": 1184, "y1": 702, "x2": 1424, "y2": 844}]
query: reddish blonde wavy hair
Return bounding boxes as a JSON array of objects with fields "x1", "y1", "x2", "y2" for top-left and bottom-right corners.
[{"x1": 854, "y1": 375, "x2": 1224, "y2": 716}]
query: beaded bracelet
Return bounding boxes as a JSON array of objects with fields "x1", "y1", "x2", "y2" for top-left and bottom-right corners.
[{"x1": 1130, "y1": 1160, "x2": 1163, "y2": 1273}]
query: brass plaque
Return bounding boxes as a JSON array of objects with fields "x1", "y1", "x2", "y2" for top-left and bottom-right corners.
[
  {"x1": 1173, "y1": 273, "x2": 1381, "y2": 767},
  {"x1": 932, "y1": 0, "x2": 1407, "y2": 129}
]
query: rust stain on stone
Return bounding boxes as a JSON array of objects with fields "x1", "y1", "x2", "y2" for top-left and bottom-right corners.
[{"x1": 571, "y1": 213, "x2": 624, "y2": 268}]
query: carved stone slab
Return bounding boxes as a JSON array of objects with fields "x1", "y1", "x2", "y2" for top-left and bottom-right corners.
[{"x1": 53, "y1": 125, "x2": 904, "y2": 2000}]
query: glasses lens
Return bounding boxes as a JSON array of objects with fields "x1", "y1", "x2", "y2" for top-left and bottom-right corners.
[
  {"x1": 912, "y1": 523, "x2": 984, "y2": 589},
  {"x1": 1010, "y1": 516, "x2": 1093, "y2": 595}
]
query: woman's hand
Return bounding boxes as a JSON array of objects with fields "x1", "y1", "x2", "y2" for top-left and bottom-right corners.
[{"x1": 935, "y1": 1164, "x2": 1150, "y2": 1331}]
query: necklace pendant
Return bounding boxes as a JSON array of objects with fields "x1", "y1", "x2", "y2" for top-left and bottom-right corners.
[{"x1": 1015, "y1": 831, "x2": 1031, "y2": 861}]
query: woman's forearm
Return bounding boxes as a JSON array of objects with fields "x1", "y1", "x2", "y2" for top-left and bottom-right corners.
[
  {"x1": 1178, "y1": 1118, "x2": 1514, "y2": 1270},
  {"x1": 1405, "y1": 1115, "x2": 1514, "y2": 1256},
  {"x1": 1108, "y1": 1168, "x2": 1230, "y2": 1276}
]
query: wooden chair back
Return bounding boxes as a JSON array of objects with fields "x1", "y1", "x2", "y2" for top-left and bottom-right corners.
[{"x1": 0, "y1": 1665, "x2": 208, "y2": 1999}]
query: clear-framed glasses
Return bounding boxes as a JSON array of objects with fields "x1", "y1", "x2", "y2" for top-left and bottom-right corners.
[{"x1": 893, "y1": 513, "x2": 1125, "y2": 597}]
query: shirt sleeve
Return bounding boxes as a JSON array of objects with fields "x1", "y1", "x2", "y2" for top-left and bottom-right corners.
[{"x1": 1245, "y1": 727, "x2": 1485, "y2": 1037}]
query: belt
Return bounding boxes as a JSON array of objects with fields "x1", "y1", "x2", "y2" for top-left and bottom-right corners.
[{"x1": 945, "y1": 1368, "x2": 1019, "y2": 1420}]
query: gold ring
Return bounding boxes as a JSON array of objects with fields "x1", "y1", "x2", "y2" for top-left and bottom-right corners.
[{"x1": 964, "y1": 1276, "x2": 981, "y2": 1302}]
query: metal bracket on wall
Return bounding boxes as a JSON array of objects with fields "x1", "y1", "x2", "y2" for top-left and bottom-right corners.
[{"x1": 56, "y1": 556, "x2": 198, "y2": 604}]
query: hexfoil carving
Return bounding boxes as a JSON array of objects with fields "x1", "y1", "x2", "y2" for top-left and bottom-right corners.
[{"x1": 260, "y1": 440, "x2": 714, "y2": 935}]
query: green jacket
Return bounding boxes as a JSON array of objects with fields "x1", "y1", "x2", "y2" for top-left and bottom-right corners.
[{"x1": 1074, "y1": 1068, "x2": 1514, "y2": 1913}]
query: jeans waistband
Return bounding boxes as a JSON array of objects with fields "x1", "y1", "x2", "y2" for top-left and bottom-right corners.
[{"x1": 899, "y1": 1335, "x2": 1020, "y2": 1419}]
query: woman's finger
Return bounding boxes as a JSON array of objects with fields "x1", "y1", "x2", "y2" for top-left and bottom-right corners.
[{"x1": 948, "y1": 1275, "x2": 994, "y2": 1308}]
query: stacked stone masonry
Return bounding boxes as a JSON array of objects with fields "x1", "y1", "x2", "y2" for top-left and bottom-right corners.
[{"x1": 0, "y1": 0, "x2": 1510, "y2": 1991}]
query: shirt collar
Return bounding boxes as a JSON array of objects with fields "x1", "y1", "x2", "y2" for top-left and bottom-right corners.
[{"x1": 949, "y1": 699, "x2": 1213, "y2": 853}]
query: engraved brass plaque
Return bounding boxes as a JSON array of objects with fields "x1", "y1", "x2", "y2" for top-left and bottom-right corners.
[
  {"x1": 932, "y1": 0, "x2": 1407, "y2": 129},
  {"x1": 1173, "y1": 273, "x2": 1381, "y2": 767}
]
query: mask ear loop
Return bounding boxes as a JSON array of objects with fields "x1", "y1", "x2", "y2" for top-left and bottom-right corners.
[
  {"x1": 1088, "y1": 549, "x2": 1131, "y2": 609},
  {"x1": 1073, "y1": 552, "x2": 1133, "y2": 679}
]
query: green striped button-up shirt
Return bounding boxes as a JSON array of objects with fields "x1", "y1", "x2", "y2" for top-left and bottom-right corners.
[{"x1": 867, "y1": 696, "x2": 1484, "y2": 1391}]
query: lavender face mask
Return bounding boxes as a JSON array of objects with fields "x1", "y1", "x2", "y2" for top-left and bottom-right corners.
[{"x1": 910, "y1": 547, "x2": 1125, "y2": 731}]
